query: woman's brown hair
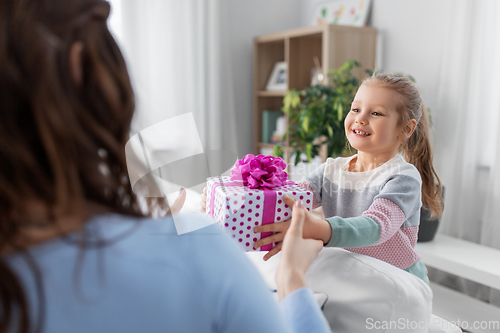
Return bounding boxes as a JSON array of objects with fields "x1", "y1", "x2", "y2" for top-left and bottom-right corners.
[
  {"x1": 0, "y1": 0, "x2": 146, "y2": 331},
  {"x1": 362, "y1": 73, "x2": 444, "y2": 219}
]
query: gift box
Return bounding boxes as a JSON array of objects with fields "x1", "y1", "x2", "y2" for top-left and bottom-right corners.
[{"x1": 206, "y1": 154, "x2": 313, "y2": 252}]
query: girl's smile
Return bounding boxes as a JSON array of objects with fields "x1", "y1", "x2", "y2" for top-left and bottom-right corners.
[{"x1": 352, "y1": 129, "x2": 371, "y2": 137}]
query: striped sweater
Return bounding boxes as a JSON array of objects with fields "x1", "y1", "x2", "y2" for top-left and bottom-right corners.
[{"x1": 299, "y1": 153, "x2": 423, "y2": 271}]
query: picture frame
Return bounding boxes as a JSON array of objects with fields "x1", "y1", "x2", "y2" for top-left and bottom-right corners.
[
  {"x1": 312, "y1": 0, "x2": 372, "y2": 27},
  {"x1": 266, "y1": 61, "x2": 287, "y2": 91}
]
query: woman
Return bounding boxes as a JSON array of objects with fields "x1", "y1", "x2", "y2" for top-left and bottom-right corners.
[{"x1": 0, "y1": 0, "x2": 329, "y2": 332}]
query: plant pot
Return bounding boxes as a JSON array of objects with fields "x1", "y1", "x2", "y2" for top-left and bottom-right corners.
[{"x1": 417, "y1": 186, "x2": 445, "y2": 243}]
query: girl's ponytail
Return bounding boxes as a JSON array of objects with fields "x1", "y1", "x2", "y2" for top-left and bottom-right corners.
[
  {"x1": 363, "y1": 73, "x2": 444, "y2": 219},
  {"x1": 402, "y1": 104, "x2": 444, "y2": 219}
]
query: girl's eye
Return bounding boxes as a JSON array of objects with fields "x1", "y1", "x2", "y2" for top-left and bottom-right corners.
[
  {"x1": 372, "y1": 112, "x2": 383, "y2": 116},
  {"x1": 351, "y1": 109, "x2": 360, "y2": 113}
]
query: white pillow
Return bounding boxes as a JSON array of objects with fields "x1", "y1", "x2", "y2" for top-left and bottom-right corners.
[{"x1": 247, "y1": 248, "x2": 432, "y2": 333}]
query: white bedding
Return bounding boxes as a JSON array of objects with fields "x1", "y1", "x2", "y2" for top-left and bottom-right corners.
[
  {"x1": 247, "y1": 250, "x2": 461, "y2": 333},
  {"x1": 181, "y1": 187, "x2": 461, "y2": 333}
]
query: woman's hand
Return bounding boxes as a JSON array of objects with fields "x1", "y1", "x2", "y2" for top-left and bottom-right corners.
[
  {"x1": 166, "y1": 187, "x2": 186, "y2": 216},
  {"x1": 253, "y1": 195, "x2": 331, "y2": 261},
  {"x1": 275, "y1": 200, "x2": 323, "y2": 301},
  {"x1": 200, "y1": 186, "x2": 207, "y2": 212}
]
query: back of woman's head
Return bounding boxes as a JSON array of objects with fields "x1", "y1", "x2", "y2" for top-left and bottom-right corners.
[
  {"x1": 362, "y1": 73, "x2": 444, "y2": 219},
  {"x1": 0, "y1": 1, "x2": 142, "y2": 331},
  {"x1": 0, "y1": 0, "x2": 141, "y2": 227}
]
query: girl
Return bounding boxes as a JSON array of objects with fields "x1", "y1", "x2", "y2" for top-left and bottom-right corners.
[
  {"x1": 253, "y1": 73, "x2": 443, "y2": 284},
  {"x1": 0, "y1": 0, "x2": 329, "y2": 332}
]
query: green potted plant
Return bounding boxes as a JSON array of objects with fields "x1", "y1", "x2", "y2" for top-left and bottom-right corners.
[{"x1": 273, "y1": 60, "x2": 366, "y2": 165}]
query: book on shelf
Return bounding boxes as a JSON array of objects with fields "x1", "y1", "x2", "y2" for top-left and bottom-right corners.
[{"x1": 261, "y1": 110, "x2": 283, "y2": 144}]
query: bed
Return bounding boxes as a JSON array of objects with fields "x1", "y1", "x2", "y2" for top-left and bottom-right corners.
[
  {"x1": 178, "y1": 187, "x2": 463, "y2": 333},
  {"x1": 247, "y1": 251, "x2": 462, "y2": 333}
]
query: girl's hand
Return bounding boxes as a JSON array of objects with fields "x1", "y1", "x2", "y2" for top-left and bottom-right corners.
[
  {"x1": 275, "y1": 200, "x2": 324, "y2": 301},
  {"x1": 200, "y1": 186, "x2": 207, "y2": 212},
  {"x1": 253, "y1": 195, "x2": 332, "y2": 261},
  {"x1": 253, "y1": 219, "x2": 290, "y2": 261}
]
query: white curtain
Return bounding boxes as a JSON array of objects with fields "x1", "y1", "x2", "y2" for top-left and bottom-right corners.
[
  {"x1": 108, "y1": 0, "x2": 237, "y2": 153},
  {"x1": 107, "y1": 0, "x2": 238, "y2": 196},
  {"x1": 432, "y1": 0, "x2": 500, "y2": 305}
]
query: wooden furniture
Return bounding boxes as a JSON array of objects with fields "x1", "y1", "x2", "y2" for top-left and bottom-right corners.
[
  {"x1": 253, "y1": 24, "x2": 377, "y2": 166},
  {"x1": 416, "y1": 234, "x2": 500, "y2": 333}
]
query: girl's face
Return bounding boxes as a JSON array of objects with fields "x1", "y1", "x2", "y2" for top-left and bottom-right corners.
[{"x1": 345, "y1": 84, "x2": 405, "y2": 157}]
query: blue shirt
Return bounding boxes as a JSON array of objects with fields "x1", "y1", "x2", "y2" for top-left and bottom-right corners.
[{"x1": 6, "y1": 213, "x2": 330, "y2": 333}]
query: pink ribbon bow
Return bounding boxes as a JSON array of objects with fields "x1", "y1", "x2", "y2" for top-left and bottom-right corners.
[{"x1": 230, "y1": 154, "x2": 288, "y2": 189}]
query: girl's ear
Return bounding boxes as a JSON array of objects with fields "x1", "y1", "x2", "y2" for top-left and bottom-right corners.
[
  {"x1": 69, "y1": 41, "x2": 84, "y2": 85},
  {"x1": 400, "y1": 119, "x2": 417, "y2": 141}
]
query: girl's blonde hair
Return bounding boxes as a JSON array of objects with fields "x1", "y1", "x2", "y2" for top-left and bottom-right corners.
[{"x1": 362, "y1": 73, "x2": 443, "y2": 219}]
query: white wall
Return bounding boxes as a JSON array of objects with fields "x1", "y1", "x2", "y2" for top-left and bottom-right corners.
[
  {"x1": 298, "y1": 0, "x2": 452, "y2": 113},
  {"x1": 229, "y1": 0, "x2": 453, "y2": 156},
  {"x1": 228, "y1": 0, "x2": 301, "y2": 157},
  {"x1": 112, "y1": 1, "x2": 453, "y2": 157},
  {"x1": 367, "y1": 0, "x2": 451, "y2": 112}
]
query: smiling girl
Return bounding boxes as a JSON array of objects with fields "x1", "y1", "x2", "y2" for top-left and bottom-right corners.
[{"x1": 253, "y1": 73, "x2": 444, "y2": 284}]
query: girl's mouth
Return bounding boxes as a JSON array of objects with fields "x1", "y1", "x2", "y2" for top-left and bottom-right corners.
[{"x1": 353, "y1": 129, "x2": 371, "y2": 136}]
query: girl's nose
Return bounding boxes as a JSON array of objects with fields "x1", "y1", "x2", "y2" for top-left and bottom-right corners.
[{"x1": 355, "y1": 114, "x2": 368, "y2": 125}]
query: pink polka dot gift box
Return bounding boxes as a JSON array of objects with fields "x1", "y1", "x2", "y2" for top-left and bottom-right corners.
[{"x1": 206, "y1": 154, "x2": 313, "y2": 252}]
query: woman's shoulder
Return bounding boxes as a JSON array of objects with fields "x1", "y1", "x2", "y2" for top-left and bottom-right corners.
[
  {"x1": 6, "y1": 213, "x2": 245, "y2": 279},
  {"x1": 90, "y1": 213, "x2": 268, "y2": 286},
  {"x1": 89, "y1": 213, "x2": 241, "y2": 260},
  {"x1": 5, "y1": 213, "x2": 285, "y2": 333}
]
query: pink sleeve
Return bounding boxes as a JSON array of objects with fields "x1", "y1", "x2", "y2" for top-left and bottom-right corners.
[
  {"x1": 297, "y1": 180, "x2": 319, "y2": 209},
  {"x1": 362, "y1": 198, "x2": 406, "y2": 245}
]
